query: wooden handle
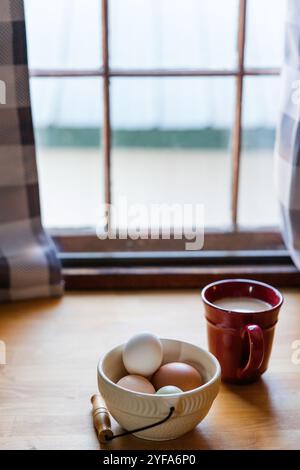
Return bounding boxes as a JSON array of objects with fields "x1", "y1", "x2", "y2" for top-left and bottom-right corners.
[{"x1": 91, "y1": 394, "x2": 113, "y2": 444}]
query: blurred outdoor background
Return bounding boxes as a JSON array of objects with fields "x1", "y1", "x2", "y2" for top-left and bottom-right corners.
[{"x1": 24, "y1": 0, "x2": 285, "y2": 229}]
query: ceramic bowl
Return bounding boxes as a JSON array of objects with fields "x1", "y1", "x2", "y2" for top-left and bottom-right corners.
[{"x1": 97, "y1": 338, "x2": 221, "y2": 441}]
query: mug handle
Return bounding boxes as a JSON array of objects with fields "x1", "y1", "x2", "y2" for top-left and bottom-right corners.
[{"x1": 237, "y1": 324, "x2": 264, "y2": 379}]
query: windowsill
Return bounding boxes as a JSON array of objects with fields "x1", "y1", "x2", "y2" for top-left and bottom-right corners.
[
  {"x1": 59, "y1": 249, "x2": 300, "y2": 290},
  {"x1": 63, "y1": 263, "x2": 300, "y2": 290},
  {"x1": 50, "y1": 229, "x2": 300, "y2": 289}
]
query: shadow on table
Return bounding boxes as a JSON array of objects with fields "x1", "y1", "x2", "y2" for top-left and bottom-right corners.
[
  {"x1": 0, "y1": 297, "x2": 62, "y2": 325},
  {"x1": 222, "y1": 377, "x2": 278, "y2": 420},
  {"x1": 0, "y1": 298, "x2": 62, "y2": 350},
  {"x1": 100, "y1": 378, "x2": 279, "y2": 450},
  {"x1": 98, "y1": 405, "x2": 219, "y2": 450},
  {"x1": 221, "y1": 377, "x2": 282, "y2": 449},
  {"x1": 0, "y1": 296, "x2": 62, "y2": 313}
]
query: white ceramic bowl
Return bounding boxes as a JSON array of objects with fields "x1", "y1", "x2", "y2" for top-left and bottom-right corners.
[{"x1": 97, "y1": 338, "x2": 221, "y2": 441}]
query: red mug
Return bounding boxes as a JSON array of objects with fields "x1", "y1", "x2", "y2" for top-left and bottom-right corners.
[{"x1": 201, "y1": 279, "x2": 283, "y2": 384}]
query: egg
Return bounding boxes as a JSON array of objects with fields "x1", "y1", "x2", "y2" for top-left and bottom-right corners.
[
  {"x1": 156, "y1": 385, "x2": 183, "y2": 395},
  {"x1": 122, "y1": 332, "x2": 163, "y2": 376},
  {"x1": 117, "y1": 375, "x2": 155, "y2": 394},
  {"x1": 152, "y1": 362, "x2": 204, "y2": 392}
]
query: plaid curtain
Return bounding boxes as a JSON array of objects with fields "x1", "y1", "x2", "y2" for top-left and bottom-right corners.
[
  {"x1": 0, "y1": 0, "x2": 63, "y2": 301},
  {"x1": 275, "y1": 0, "x2": 300, "y2": 269}
]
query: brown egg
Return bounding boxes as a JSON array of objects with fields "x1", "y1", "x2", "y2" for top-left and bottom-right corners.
[
  {"x1": 117, "y1": 375, "x2": 155, "y2": 394},
  {"x1": 152, "y1": 362, "x2": 204, "y2": 392}
]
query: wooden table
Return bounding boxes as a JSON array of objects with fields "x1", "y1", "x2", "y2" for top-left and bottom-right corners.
[{"x1": 0, "y1": 289, "x2": 299, "y2": 450}]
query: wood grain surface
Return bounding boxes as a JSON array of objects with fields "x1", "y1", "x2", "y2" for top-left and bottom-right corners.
[{"x1": 0, "y1": 289, "x2": 299, "y2": 450}]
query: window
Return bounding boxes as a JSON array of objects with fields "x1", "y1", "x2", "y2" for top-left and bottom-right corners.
[{"x1": 25, "y1": 0, "x2": 292, "y2": 287}]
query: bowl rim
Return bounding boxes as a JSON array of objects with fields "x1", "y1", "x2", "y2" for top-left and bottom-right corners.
[{"x1": 97, "y1": 337, "x2": 221, "y2": 398}]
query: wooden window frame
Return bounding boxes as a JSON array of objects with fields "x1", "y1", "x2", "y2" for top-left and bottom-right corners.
[{"x1": 30, "y1": 0, "x2": 299, "y2": 288}]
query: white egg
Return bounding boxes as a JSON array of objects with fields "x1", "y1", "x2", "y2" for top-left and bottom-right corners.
[
  {"x1": 156, "y1": 386, "x2": 183, "y2": 395},
  {"x1": 123, "y1": 332, "x2": 163, "y2": 376}
]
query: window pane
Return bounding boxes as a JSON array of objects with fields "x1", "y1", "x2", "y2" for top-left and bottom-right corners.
[
  {"x1": 245, "y1": 0, "x2": 285, "y2": 68},
  {"x1": 109, "y1": 0, "x2": 238, "y2": 69},
  {"x1": 111, "y1": 77, "x2": 235, "y2": 229},
  {"x1": 238, "y1": 76, "x2": 280, "y2": 227},
  {"x1": 25, "y1": 0, "x2": 101, "y2": 69},
  {"x1": 30, "y1": 78, "x2": 104, "y2": 228}
]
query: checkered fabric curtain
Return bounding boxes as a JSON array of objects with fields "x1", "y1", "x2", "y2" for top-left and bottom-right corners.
[
  {"x1": 275, "y1": 0, "x2": 300, "y2": 269},
  {"x1": 0, "y1": 0, "x2": 63, "y2": 301}
]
